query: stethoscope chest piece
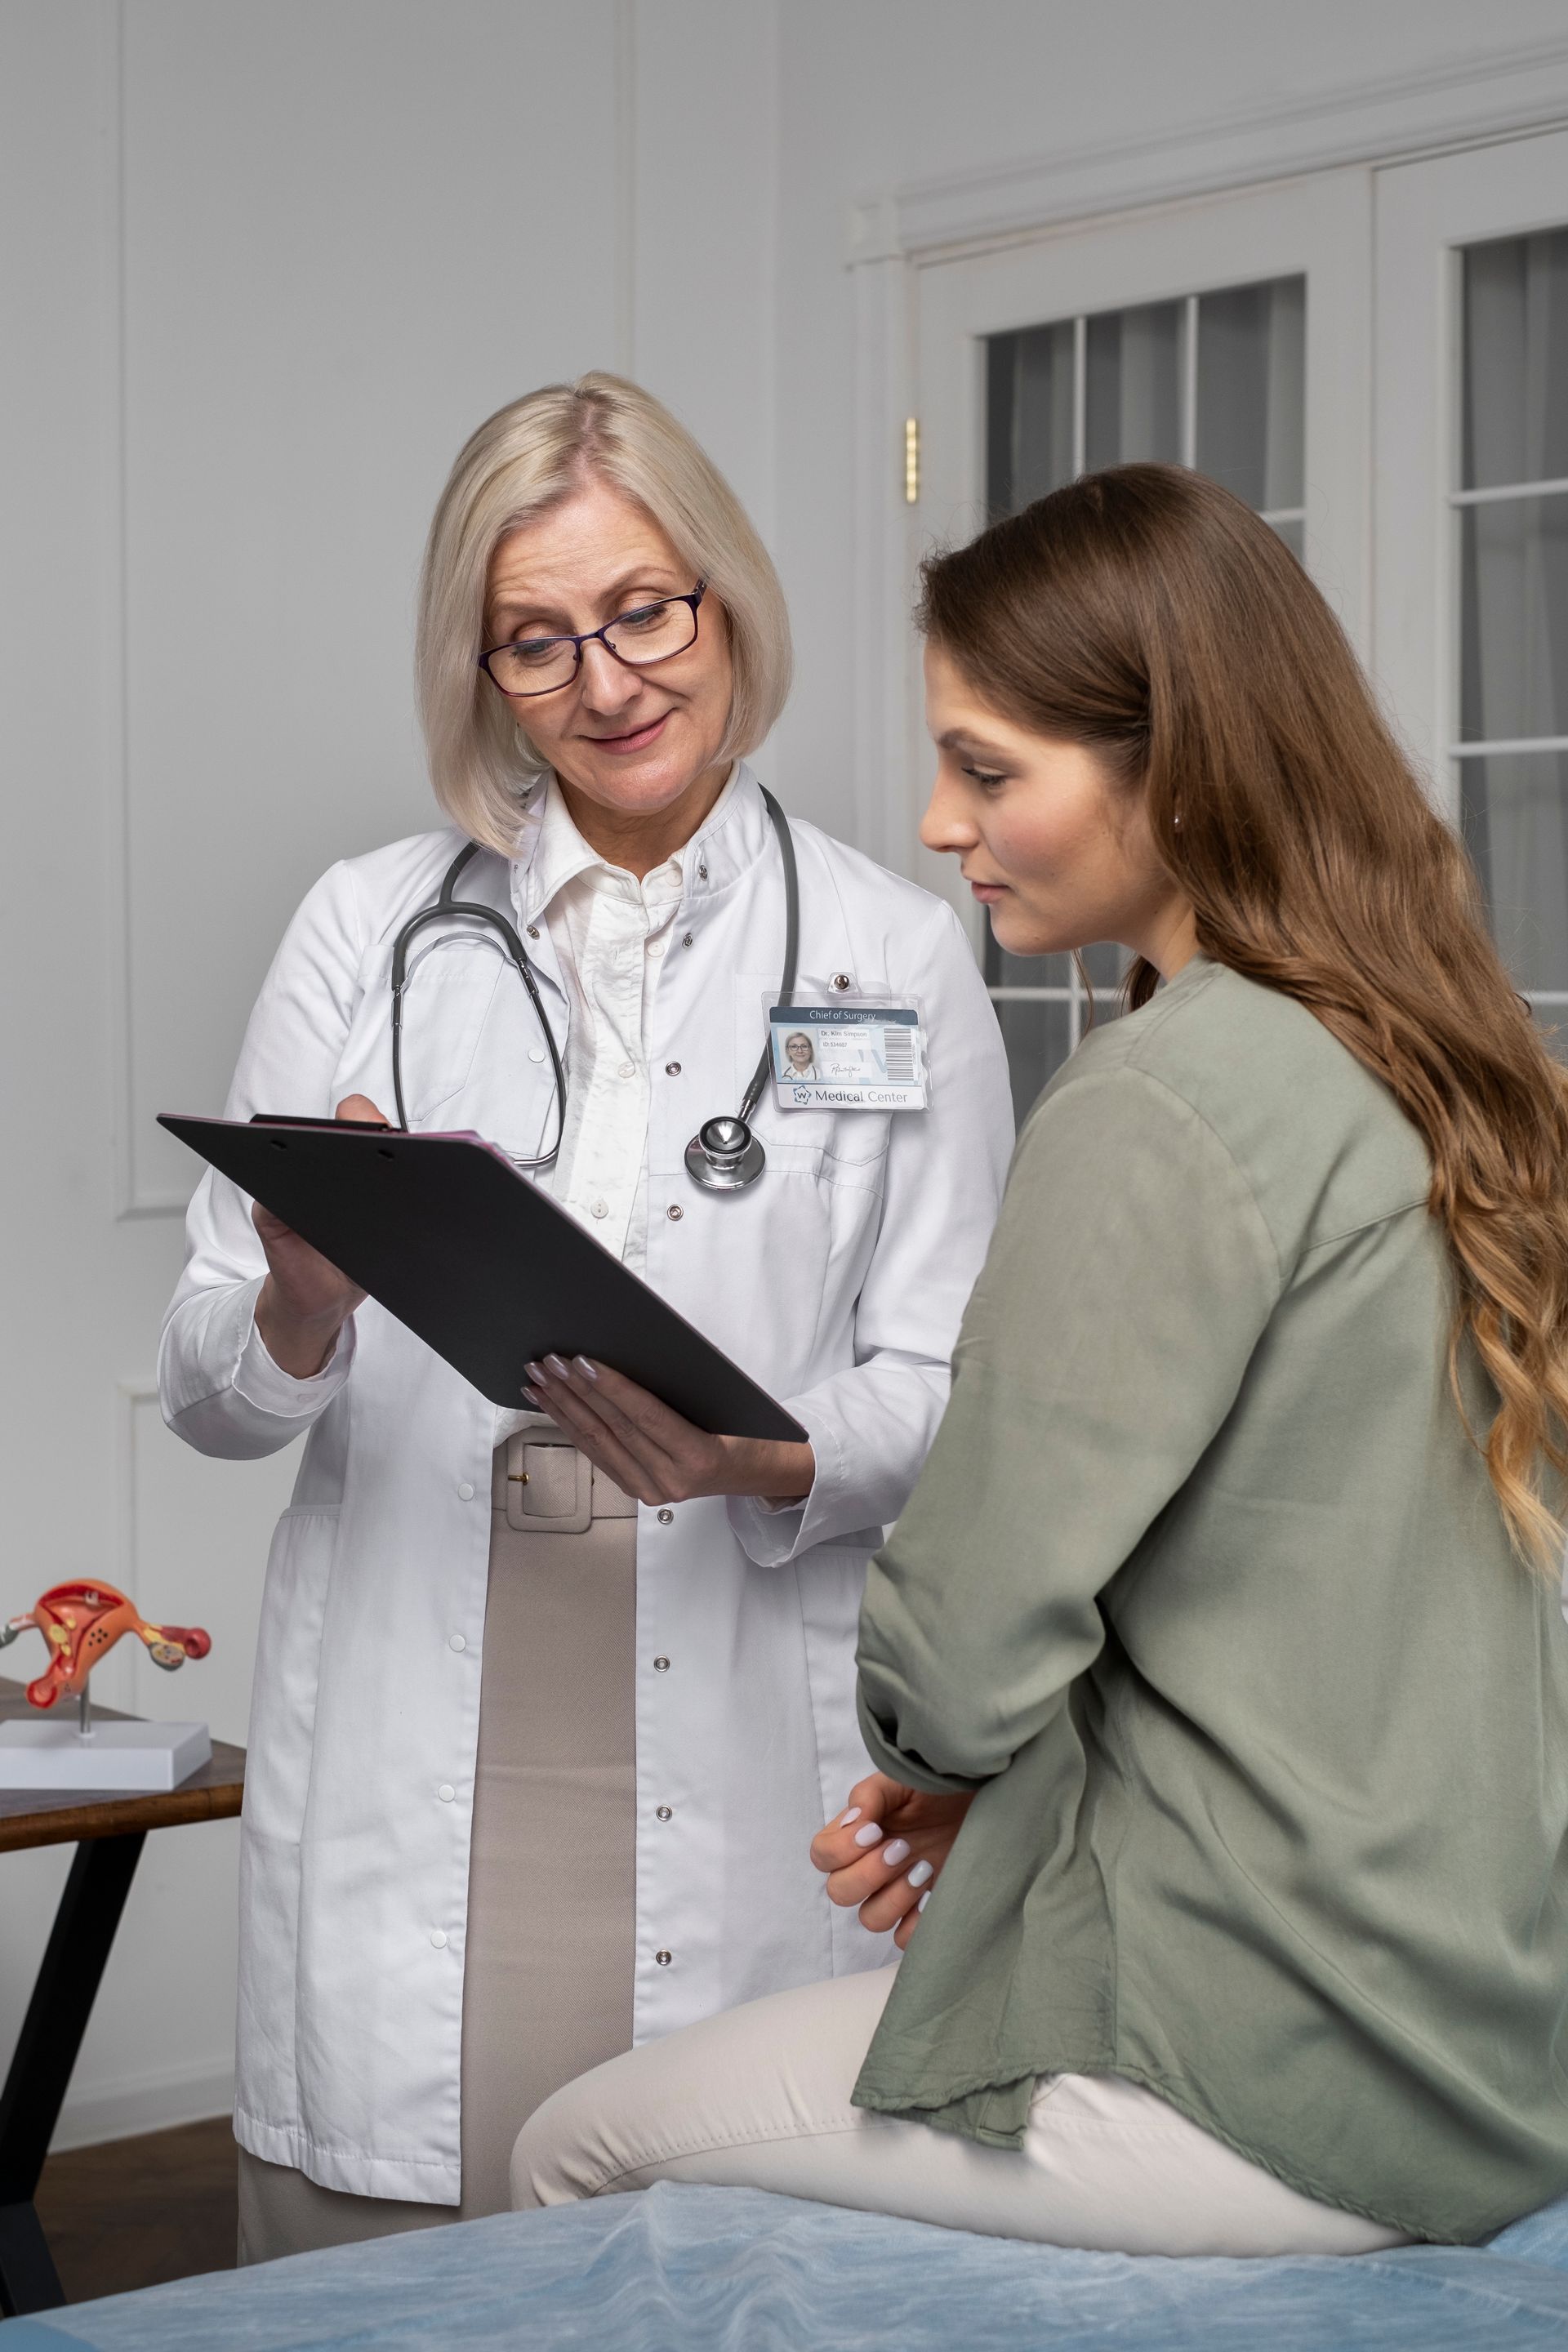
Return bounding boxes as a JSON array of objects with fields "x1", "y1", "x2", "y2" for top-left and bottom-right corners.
[{"x1": 685, "y1": 1116, "x2": 766, "y2": 1192}]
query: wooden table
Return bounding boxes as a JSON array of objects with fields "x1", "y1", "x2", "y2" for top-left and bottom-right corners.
[{"x1": 0, "y1": 1677, "x2": 245, "y2": 2317}]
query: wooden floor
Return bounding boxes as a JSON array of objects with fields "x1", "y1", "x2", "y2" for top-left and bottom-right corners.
[{"x1": 34, "y1": 2115, "x2": 238, "y2": 2304}]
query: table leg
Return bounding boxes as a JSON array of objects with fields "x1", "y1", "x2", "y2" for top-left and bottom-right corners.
[{"x1": 0, "y1": 1833, "x2": 145, "y2": 2315}]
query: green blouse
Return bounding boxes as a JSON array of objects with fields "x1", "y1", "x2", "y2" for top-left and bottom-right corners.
[{"x1": 853, "y1": 957, "x2": 1568, "y2": 2243}]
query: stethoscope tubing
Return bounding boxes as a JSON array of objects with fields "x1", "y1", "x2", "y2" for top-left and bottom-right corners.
[{"x1": 388, "y1": 787, "x2": 799, "y2": 1183}]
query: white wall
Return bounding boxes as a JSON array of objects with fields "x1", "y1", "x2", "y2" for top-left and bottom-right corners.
[{"x1": 1, "y1": 0, "x2": 1564, "y2": 2149}]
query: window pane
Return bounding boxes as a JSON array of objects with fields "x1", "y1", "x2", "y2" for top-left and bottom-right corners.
[
  {"x1": 1459, "y1": 493, "x2": 1568, "y2": 742},
  {"x1": 988, "y1": 996, "x2": 1074, "y2": 1127},
  {"x1": 1196, "y1": 276, "x2": 1305, "y2": 510},
  {"x1": 1462, "y1": 230, "x2": 1568, "y2": 492},
  {"x1": 986, "y1": 321, "x2": 1076, "y2": 515},
  {"x1": 1461, "y1": 752, "x2": 1568, "y2": 991},
  {"x1": 1085, "y1": 301, "x2": 1183, "y2": 470}
]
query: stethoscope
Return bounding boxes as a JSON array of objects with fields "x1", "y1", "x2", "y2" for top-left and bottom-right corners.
[{"x1": 389, "y1": 786, "x2": 800, "y2": 1195}]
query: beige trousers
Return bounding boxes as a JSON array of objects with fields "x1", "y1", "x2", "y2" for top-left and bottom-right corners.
[
  {"x1": 510, "y1": 1962, "x2": 1410, "y2": 2259},
  {"x1": 238, "y1": 1437, "x2": 639, "y2": 2265}
]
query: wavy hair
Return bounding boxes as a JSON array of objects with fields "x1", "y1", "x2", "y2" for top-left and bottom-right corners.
[
  {"x1": 417, "y1": 373, "x2": 792, "y2": 853},
  {"x1": 919, "y1": 464, "x2": 1568, "y2": 1575}
]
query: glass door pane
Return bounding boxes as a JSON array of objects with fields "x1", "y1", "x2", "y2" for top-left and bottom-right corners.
[
  {"x1": 1454, "y1": 228, "x2": 1568, "y2": 1017},
  {"x1": 982, "y1": 272, "x2": 1306, "y2": 1109}
]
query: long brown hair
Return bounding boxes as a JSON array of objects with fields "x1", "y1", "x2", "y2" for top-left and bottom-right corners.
[{"x1": 920, "y1": 463, "x2": 1568, "y2": 1575}]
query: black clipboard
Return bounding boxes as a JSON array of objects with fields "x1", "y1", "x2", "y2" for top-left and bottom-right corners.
[{"x1": 158, "y1": 1114, "x2": 807, "y2": 1445}]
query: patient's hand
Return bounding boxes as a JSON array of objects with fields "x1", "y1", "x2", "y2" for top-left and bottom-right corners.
[{"x1": 810, "y1": 1771, "x2": 973, "y2": 1950}]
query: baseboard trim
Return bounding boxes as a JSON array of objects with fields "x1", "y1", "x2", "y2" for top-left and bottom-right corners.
[{"x1": 51, "y1": 2056, "x2": 234, "y2": 2154}]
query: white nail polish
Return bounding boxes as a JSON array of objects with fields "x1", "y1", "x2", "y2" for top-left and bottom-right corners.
[
  {"x1": 853, "y1": 1822, "x2": 884, "y2": 1847},
  {"x1": 918, "y1": 1891, "x2": 930, "y2": 1911},
  {"x1": 837, "y1": 1807, "x2": 862, "y2": 1828},
  {"x1": 881, "y1": 1838, "x2": 910, "y2": 1868},
  {"x1": 907, "y1": 1860, "x2": 933, "y2": 1888}
]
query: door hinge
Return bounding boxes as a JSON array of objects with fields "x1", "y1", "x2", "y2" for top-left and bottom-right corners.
[{"x1": 903, "y1": 416, "x2": 920, "y2": 505}]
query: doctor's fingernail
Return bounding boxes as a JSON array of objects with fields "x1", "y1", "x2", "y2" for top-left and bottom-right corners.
[
  {"x1": 544, "y1": 1354, "x2": 571, "y2": 1379},
  {"x1": 918, "y1": 1891, "x2": 930, "y2": 1912},
  {"x1": 881, "y1": 1838, "x2": 911, "y2": 1868},
  {"x1": 524, "y1": 1361, "x2": 546, "y2": 1383},
  {"x1": 907, "y1": 1860, "x2": 933, "y2": 1888},
  {"x1": 853, "y1": 1822, "x2": 884, "y2": 1847},
  {"x1": 572, "y1": 1356, "x2": 599, "y2": 1382},
  {"x1": 521, "y1": 1386, "x2": 545, "y2": 1410},
  {"x1": 836, "y1": 1807, "x2": 862, "y2": 1829}
]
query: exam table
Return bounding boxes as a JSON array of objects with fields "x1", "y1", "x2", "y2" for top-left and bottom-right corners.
[{"x1": 4, "y1": 2178, "x2": 1568, "y2": 2350}]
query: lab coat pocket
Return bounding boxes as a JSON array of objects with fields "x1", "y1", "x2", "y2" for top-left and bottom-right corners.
[
  {"x1": 396, "y1": 935, "x2": 504, "y2": 1125},
  {"x1": 795, "y1": 1545, "x2": 879, "y2": 1822},
  {"x1": 244, "y1": 1504, "x2": 340, "y2": 1846}
]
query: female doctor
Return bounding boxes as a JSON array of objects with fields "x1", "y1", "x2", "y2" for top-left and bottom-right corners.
[{"x1": 160, "y1": 373, "x2": 1013, "y2": 2260}]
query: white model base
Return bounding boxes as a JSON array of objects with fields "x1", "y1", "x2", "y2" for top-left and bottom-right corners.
[{"x1": 0, "y1": 1719, "x2": 212, "y2": 1791}]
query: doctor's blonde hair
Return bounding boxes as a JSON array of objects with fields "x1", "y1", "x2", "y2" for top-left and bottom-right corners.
[{"x1": 417, "y1": 373, "x2": 792, "y2": 854}]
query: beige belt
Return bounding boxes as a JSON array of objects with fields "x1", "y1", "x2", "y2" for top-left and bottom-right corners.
[{"x1": 490, "y1": 1432, "x2": 639, "y2": 1533}]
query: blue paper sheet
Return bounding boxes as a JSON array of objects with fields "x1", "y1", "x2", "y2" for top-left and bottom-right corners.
[{"x1": 7, "y1": 2180, "x2": 1568, "y2": 2351}]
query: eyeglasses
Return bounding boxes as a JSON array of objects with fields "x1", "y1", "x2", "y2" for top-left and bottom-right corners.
[{"x1": 479, "y1": 579, "x2": 707, "y2": 700}]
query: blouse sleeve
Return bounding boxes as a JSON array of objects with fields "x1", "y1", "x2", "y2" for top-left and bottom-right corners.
[{"x1": 855, "y1": 1060, "x2": 1282, "y2": 1792}]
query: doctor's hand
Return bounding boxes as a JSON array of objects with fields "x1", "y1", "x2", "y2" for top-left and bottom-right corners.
[
  {"x1": 522, "y1": 1356, "x2": 815, "y2": 1508},
  {"x1": 811, "y1": 1771, "x2": 974, "y2": 1950},
  {"x1": 252, "y1": 1094, "x2": 383, "y2": 1379}
]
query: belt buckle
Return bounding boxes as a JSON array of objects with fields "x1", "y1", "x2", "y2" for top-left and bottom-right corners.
[{"x1": 505, "y1": 1437, "x2": 593, "y2": 1534}]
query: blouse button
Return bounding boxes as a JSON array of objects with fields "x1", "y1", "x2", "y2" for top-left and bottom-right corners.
[
  {"x1": 681, "y1": 933, "x2": 694, "y2": 950},
  {"x1": 590, "y1": 1200, "x2": 609, "y2": 1219},
  {"x1": 657, "y1": 1507, "x2": 674, "y2": 1525},
  {"x1": 653, "y1": 1655, "x2": 670, "y2": 1673},
  {"x1": 665, "y1": 1062, "x2": 681, "y2": 1076},
  {"x1": 656, "y1": 1805, "x2": 673, "y2": 1821},
  {"x1": 618, "y1": 1062, "x2": 635, "y2": 1079},
  {"x1": 655, "y1": 1949, "x2": 673, "y2": 1967}
]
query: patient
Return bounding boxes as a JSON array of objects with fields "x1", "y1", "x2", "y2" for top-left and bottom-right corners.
[{"x1": 510, "y1": 466, "x2": 1568, "y2": 2255}]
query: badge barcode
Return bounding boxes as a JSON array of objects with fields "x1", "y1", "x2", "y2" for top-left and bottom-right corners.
[{"x1": 883, "y1": 1026, "x2": 915, "y2": 1081}]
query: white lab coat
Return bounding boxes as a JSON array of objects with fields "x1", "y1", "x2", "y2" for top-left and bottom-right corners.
[{"x1": 160, "y1": 764, "x2": 1013, "y2": 2202}]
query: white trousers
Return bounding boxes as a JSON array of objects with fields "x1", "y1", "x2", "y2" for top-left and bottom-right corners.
[{"x1": 511, "y1": 1964, "x2": 1409, "y2": 2258}]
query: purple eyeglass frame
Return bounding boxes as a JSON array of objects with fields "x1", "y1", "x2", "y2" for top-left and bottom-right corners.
[{"x1": 478, "y1": 578, "x2": 708, "y2": 700}]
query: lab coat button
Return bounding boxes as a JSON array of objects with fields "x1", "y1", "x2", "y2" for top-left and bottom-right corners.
[
  {"x1": 665, "y1": 1062, "x2": 681, "y2": 1076},
  {"x1": 457, "y1": 1481, "x2": 474, "y2": 1500},
  {"x1": 430, "y1": 1929, "x2": 448, "y2": 1949},
  {"x1": 656, "y1": 1805, "x2": 673, "y2": 1821},
  {"x1": 666, "y1": 1205, "x2": 683, "y2": 1221},
  {"x1": 657, "y1": 1507, "x2": 674, "y2": 1525},
  {"x1": 527, "y1": 924, "x2": 541, "y2": 940},
  {"x1": 655, "y1": 1949, "x2": 673, "y2": 1967},
  {"x1": 528, "y1": 1047, "x2": 546, "y2": 1063},
  {"x1": 448, "y1": 1633, "x2": 467, "y2": 1653},
  {"x1": 653, "y1": 1655, "x2": 670, "y2": 1672},
  {"x1": 438, "y1": 1784, "x2": 456, "y2": 1802}
]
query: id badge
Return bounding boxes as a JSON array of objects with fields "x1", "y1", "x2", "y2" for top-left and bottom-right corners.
[{"x1": 768, "y1": 1001, "x2": 929, "y2": 1110}]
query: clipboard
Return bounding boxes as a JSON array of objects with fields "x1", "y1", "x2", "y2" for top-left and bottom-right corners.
[{"x1": 158, "y1": 1114, "x2": 807, "y2": 1445}]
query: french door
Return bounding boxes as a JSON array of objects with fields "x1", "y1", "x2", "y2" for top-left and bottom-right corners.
[
  {"x1": 911, "y1": 172, "x2": 1372, "y2": 1118},
  {"x1": 1374, "y1": 127, "x2": 1568, "y2": 1042}
]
